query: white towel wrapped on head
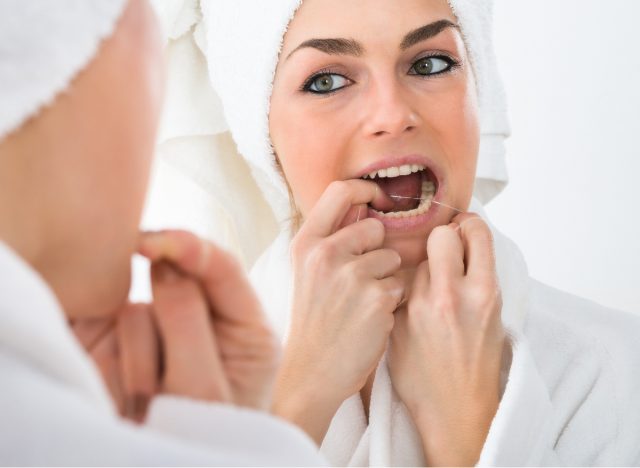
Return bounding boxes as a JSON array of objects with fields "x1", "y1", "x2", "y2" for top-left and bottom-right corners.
[
  {"x1": 202, "y1": 0, "x2": 511, "y2": 225},
  {"x1": 0, "y1": 0, "x2": 127, "y2": 140}
]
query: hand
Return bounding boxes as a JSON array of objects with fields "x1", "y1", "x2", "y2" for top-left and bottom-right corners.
[
  {"x1": 388, "y1": 213, "x2": 507, "y2": 467},
  {"x1": 273, "y1": 180, "x2": 405, "y2": 444},
  {"x1": 71, "y1": 304, "x2": 158, "y2": 423},
  {"x1": 72, "y1": 230, "x2": 280, "y2": 422},
  {"x1": 139, "y1": 230, "x2": 280, "y2": 411}
]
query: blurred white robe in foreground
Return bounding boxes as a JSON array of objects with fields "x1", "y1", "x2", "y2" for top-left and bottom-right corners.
[{"x1": 0, "y1": 241, "x2": 325, "y2": 466}]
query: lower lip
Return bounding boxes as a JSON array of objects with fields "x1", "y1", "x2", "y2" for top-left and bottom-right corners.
[{"x1": 367, "y1": 183, "x2": 445, "y2": 232}]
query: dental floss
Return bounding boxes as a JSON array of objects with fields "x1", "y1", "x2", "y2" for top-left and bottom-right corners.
[{"x1": 388, "y1": 195, "x2": 465, "y2": 214}]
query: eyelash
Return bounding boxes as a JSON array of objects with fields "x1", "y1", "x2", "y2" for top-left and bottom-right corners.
[
  {"x1": 300, "y1": 54, "x2": 461, "y2": 96},
  {"x1": 300, "y1": 67, "x2": 352, "y2": 95}
]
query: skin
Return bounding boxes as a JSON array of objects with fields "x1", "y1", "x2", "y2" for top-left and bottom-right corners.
[
  {"x1": 270, "y1": 0, "x2": 479, "y2": 267},
  {"x1": 0, "y1": 0, "x2": 280, "y2": 421},
  {"x1": 269, "y1": 0, "x2": 506, "y2": 465},
  {"x1": 0, "y1": 0, "x2": 163, "y2": 319}
]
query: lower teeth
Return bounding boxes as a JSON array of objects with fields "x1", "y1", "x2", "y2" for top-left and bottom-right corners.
[{"x1": 372, "y1": 181, "x2": 435, "y2": 218}]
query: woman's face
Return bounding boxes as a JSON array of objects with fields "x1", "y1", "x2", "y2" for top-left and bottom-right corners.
[{"x1": 270, "y1": 0, "x2": 480, "y2": 267}]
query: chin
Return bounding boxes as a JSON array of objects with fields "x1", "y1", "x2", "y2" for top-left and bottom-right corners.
[
  {"x1": 383, "y1": 225, "x2": 435, "y2": 270},
  {"x1": 72, "y1": 264, "x2": 132, "y2": 319}
]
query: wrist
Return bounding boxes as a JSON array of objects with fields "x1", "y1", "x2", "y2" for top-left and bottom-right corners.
[
  {"x1": 271, "y1": 357, "x2": 345, "y2": 445},
  {"x1": 413, "y1": 400, "x2": 498, "y2": 467},
  {"x1": 271, "y1": 379, "x2": 343, "y2": 446}
]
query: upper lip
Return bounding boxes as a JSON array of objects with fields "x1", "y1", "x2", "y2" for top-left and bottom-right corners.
[{"x1": 354, "y1": 154, "x2": 442, "y2": 184}]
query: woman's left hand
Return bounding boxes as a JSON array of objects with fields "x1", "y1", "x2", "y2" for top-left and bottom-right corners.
[{"x1": 388, "y1": 213, "x2": 508, "y2": 467}]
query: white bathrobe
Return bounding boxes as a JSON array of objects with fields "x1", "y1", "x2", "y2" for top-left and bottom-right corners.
[
  {"x1": 250, "y1": 199, "x2": 640, "y2": 466},
  {"x1": 0, "y1": 241, "x2": 326, "y2": 466}
]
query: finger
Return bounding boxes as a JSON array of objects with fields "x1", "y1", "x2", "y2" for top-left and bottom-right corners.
[
  {"x1": 409, "y1": 260, "x2": 431, "y2": 302},
  {"x1": 426, "y1": 223, "x2": 465, "y2": 283},
  {"x1": 139, "y1": 231, "x2": 266, "y2": 328},
  {"x1": 300, "y1": 180, "x2": 390, "y2": 238},
  {"x1": 352, "y1": 248, "x2": 402, "y2": 280},
  {"x1": 328, "y1": 217, "x2": 386, "y2": 256},
  {"x1": 116, "y1": 303, "x2": 159, "y2": 423},
  {"x1": 336, "y1": 203, "x2": 369, "y2": 230},
  {"x1": 90, "y1": 328, "x2": 125, "y2": 415},
  {"x1": 71, "y1": 317, "x2": 116, "y2": 351},
  {"x1": 151, "y1": 261, "x2": 231, "y2": 402},
  {"x1": 378, "y1": 275, "x2": 406, "y2": 309},
  {"x1": 452, "y1": 213, "x2": 496, "y2": 279}
]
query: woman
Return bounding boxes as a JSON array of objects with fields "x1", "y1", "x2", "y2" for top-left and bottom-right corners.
[
  {"x1": 203, "y1": 0, "x2": 640, "y2": 465},
  {"x1": 0, "y1": 0, "x2": 323, "y2": 464}
]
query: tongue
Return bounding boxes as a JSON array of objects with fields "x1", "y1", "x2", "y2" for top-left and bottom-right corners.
[{"x1": 371, "y1": 172, "x2": 422, "y2": 212}]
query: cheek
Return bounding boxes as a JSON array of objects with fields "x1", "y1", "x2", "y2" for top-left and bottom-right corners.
[
  {"x1": 270, "y1": 102, "x2": 351, "y2": 216},
  {"x1": 427, "y1": 84, "x2": 480, "y2": 200}
]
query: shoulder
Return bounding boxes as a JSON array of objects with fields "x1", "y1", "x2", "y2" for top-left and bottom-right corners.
[
  {"x1": 526, "y1": 279, "x2": 640, "y2": 362},
  {"x1": 521, "y1": 280, "x2": 640, "y2": 464}
]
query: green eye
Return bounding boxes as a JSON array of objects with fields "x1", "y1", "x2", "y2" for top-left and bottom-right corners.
[
  {"x1": 307, "y1": 73, "x2": 350, "y2": 93},
  {"x1": 411, "y1": 56, "x2": 452, "y2": 76}
]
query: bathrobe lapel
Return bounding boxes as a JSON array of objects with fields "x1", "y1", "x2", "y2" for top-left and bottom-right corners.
[{"x1": 0, "y1": 241, "x2": 116, "y2": 413}]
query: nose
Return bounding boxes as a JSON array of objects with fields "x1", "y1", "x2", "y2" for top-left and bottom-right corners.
[{"x1": 361, "y1": 78, "x2": 420, "y2": 139}]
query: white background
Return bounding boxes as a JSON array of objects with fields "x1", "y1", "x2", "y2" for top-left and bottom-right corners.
[{"x1": 487, "y1": 0, "x2": 640, "y2": 314}]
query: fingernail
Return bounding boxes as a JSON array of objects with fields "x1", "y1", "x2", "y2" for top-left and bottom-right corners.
[
  {"x1": 153, "y1": 262, "x2": 180, "y2": 283},
  {"x1": 138, "y1": 231, "x2": 168, "y2": 256},
  {"x1": 124, "y1": 394, "x2": 149, "y2": 424},
  {"x1": 450, "y1": 222, "x2": 461, "y2": 232}
]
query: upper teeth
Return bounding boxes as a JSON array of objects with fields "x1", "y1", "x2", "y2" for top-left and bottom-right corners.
[{"x1": 363, "y1": 164, "x2": 425, "y2": 179}]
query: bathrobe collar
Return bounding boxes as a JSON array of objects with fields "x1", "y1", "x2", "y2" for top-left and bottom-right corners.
[{"x1": 0, "y1": 240, "x2": 115, "y2": 414}]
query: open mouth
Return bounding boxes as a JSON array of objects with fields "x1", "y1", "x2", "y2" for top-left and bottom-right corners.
[{"x1": 361, "y1": 163, "x2": 438, "y2": 218}]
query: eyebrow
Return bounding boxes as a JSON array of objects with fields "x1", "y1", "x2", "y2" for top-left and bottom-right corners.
[
  {"x1": 400, "y1": 19, "x2": 459, "y2": 50},
  {"x1": 286, "y1": 19, "x2": 459, "y2": 61},
  {"x1": 286, "y1": 38, "x2": 364, "y2": 60}
]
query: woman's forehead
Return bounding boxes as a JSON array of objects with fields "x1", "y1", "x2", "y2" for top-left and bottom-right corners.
[{"x1": 281, "y1": 0, "x2": 458, "y2": 55}]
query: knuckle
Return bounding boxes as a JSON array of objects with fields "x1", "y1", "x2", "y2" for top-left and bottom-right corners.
[
  {"x1": 365, "y1": 217, "x2": 385, "y2": 236},
  {"x1": 362, "y1": 219, "x2": 385, "y2": 245},
  {"x1": 289, "y1": 235, "x2": 307, "y2": 260},
  {"x1": 385, "y1": 250, "x2": 403, "y2": 270},
  {"x1": 369, "y1": 282, "x2": 395, "y2": 305},
  {"x1": 304, "y1": 245, "x2": 331, "y2": 272},
  {"x1": 328, "y1": 180, "x2": 350, "y2": 200},
  {"x1": 305, "y1": 238, "x2": 343, "y2": 272},
  {"x1": 317, "y1": 238, "x2": 340, "y2": 262},
  {"x1": 217, "y1": 245, "x2": 240, "y2": 269},
  {"x1": 471, "y1": 281, "x2": 502, "y2": 313},
  {"x1": 472, "y1": 223, "x2": 494, "y2": 245},
  {"x1": 461, "y1": 215, "x2": 491, "y2": 237},
  {"x1": 427, "y1": 225, "x2": 454, "y2": 246},
  {"x1": 343, "y1": 260, "x2": 366, "y2": 281},
  {"x1": 432, "y1": 288, "x2": 459, "y2": 315}
]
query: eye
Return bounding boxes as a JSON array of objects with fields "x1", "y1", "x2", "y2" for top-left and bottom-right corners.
[
  {"x1": 305, "y1": 73, "x2": 351, "y2": 94},
  {"x1": 410, "y1": 56, "x2": 454, "y2": 76}
]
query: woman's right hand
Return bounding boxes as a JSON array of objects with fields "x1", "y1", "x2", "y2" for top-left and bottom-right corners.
[{"x1": 273, "y1": 180, "x2": 405, "y2": 444}]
